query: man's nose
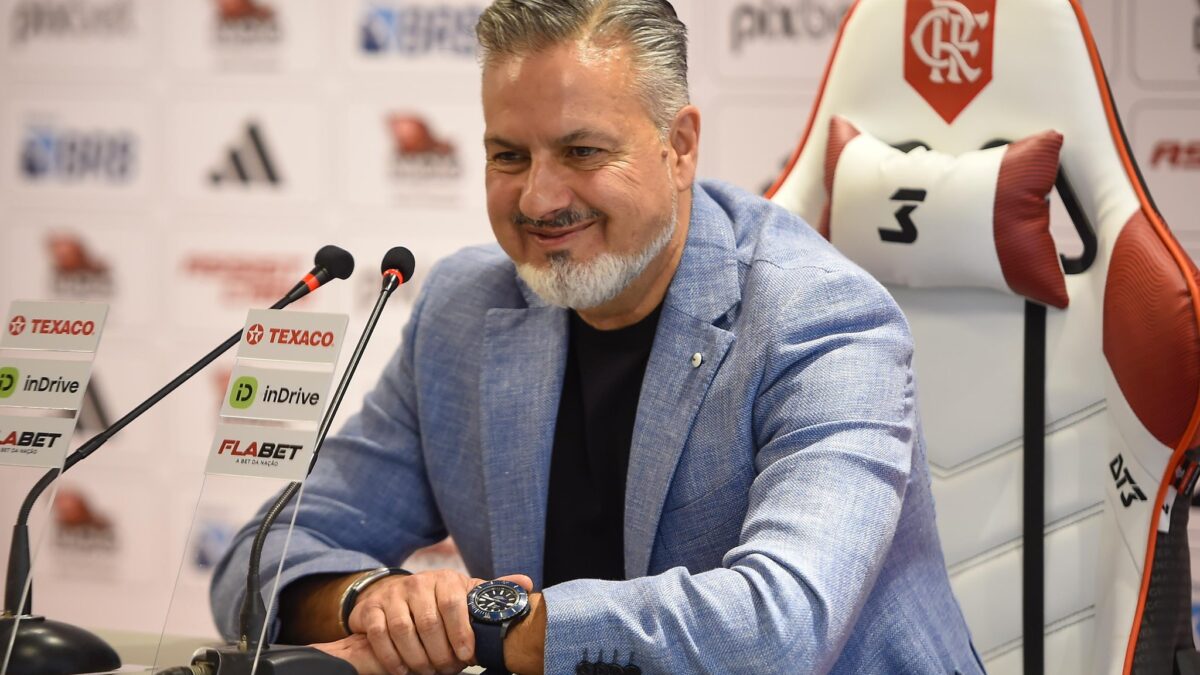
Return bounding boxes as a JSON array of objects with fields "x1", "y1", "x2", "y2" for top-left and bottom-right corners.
[{"x1": 518, "y1": 157, "x2": 573, "y2": 222}]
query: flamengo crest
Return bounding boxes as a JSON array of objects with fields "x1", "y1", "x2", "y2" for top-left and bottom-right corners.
[{"x1": 904, "y1": 0, "x2": 995, "y2": 123}]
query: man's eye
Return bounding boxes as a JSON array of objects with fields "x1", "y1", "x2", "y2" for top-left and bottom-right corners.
[
  {"x1": 567, "y1": 146, "x2": 602, "y2": 159},
  {"x1": 491, "y1": 151, "x2": 526, "y2": 164}
]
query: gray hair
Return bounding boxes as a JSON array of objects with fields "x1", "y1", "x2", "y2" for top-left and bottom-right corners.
[{"x1": 476, "y1": 0, "x2": 689, "y2": 134}]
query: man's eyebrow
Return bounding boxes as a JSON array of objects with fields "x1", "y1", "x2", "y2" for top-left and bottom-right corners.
[
  {"x1": 483, "y1": 130, "x2": 621, "y2": 149},
  {"x1": 483, "y1": 135, "x2": 521, "y2": 149},
  {"x1": 556, "y1": 129, "x2": 620, "y2": 146}
]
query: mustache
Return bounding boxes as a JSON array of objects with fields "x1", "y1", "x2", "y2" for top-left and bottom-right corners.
[{"x1": 512, "y1": 208, "x2": 603, "y2": 229}]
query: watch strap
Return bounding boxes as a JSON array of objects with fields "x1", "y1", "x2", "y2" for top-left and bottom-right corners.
[
  {"x1": 338, "y1": 566, "x2": 410, "y2": 636},
  {"x1": 473, "y1": 620, "x2": 507, "y2": 672}
]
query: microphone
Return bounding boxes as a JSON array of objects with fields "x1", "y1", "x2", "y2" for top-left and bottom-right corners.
[
  {"x1": 1, "y1": 246, "x2": 354, "y2": 675},
  {"x1": 177, "y1": 248, "x2": 414, "y2": 675}
]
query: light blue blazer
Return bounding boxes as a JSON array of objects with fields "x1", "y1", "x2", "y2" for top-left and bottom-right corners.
[{"x1": 211, "y1": 180, "x2": 984, "y2": 674}]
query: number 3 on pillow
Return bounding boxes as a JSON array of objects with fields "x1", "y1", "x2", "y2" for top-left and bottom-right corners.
[{"x1": 822, "y1": 115, "x2": 1068, "y2": 309}]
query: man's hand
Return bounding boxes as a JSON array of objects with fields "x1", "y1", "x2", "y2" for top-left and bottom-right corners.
[
  {"x1": 347, "y1": 569, "x2": 533, "y2": 675},
  {"x1": 311, "y1": 633, "x2": 389, "y2": 675}
]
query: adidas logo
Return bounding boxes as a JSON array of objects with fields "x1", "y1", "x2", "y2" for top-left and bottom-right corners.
[{"x1": 209, "y1": 122, "x2": 282, "y2": 187}]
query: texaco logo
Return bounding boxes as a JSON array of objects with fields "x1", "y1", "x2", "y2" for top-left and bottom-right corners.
[
  {"x1": 246, "y1": 323, "x2": 265, "y2": 346},
  {"x1": 8, "y1": 316, "x2": 27, "y2": 336},
  {"x1": 904, "y1": 0, "x2": 995, "y2": 123}
]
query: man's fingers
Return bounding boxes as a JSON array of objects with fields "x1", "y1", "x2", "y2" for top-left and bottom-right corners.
[
  {"x1": 436, "y1": 574, "x2": 476, "y2": 664},
  {"x1": 407, "y1": 576, "x2": 464, "y2": 673},
  {"x1": 360, "y1": 604, "x2": 409, "y2": 675},
  {"x1": 311, "y1": 634, "x2": 390, "y2": 675},
  {"x1": 496, "y1": 573, "x2": 534, "y2": 592},
  {"x1": 384, "y1": 602, "x2": 435, "y2": 675}
]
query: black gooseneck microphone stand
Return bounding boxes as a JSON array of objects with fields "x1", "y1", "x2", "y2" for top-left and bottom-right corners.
[
  {"x1": 0, "y1": 246, "x2": 355, "y2": 675},
  {"x1": 166, "y1": 247, "x2": 415, "y2": 675}
]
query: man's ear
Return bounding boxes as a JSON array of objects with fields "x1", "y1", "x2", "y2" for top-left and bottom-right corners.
[{"x1": 668, "y1": 105, "x2": 700, "y2": 191}]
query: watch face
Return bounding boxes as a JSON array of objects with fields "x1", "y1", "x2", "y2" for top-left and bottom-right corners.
[{"x1": 467, "y1": 580, "x2": 530, "y2": 624}]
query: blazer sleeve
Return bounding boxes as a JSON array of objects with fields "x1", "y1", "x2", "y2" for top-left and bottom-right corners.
[
  {"x1": 541, "y1": 264, "x2": 917, "y2": 674},
  {"x1": 208, "y1": 270, "x2": 448, "y2": 642}
]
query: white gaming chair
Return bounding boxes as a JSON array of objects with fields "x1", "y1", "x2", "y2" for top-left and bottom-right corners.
[{"x1": 766, "y1": 2, "x2": 1200, "y2": 674}]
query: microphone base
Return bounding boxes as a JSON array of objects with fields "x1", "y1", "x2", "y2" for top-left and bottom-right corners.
[
  {"x1": 0, "y1": 614, "x2": 121, "y2": 675},
  {"x1": 189, "y1": 644, "x2": 355, "y2": 675}
]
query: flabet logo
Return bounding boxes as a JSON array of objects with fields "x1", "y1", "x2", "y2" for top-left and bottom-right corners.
[
  {"x1": 217, "y1": 437, "x2": 303, "y2": 460},
  {"x1": 8, "y1": 316, "x2": 27, "y2": 336},
  {"x1": 229, "y1": 375, "x2": 257, "y2": 409},
  {"x1": 21, "y1": 124, "x2": 137, "y2": 184},
  {"x1": 387, "y1": 114, "x2": 461, "y2": 180},
  {"x1": 0, "y1": 367, "x2": 18, "y2": 398},
  {"x1": 728, "y1": 0, "x2": 850, "y2": 54},
  {"x1": 904, "y1": 0, "x2": 995, "y2": 123},
  {"x1": 0, "y1": 429, "x2": 63, "y2": 448},
  {"x1": 360, "y1": 3, "x2": 481, "y2": 57},
  {"x1": 182, "y1": 253, "x2": 305, "y2": 306},
  {"x1": 245, "y1": 323, "x2": 265, "y2": 346}
]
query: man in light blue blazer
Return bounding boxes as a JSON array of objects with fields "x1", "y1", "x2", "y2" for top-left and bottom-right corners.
[{"x1": 211, "y1": 1, "x2": 984, "y2": 673}]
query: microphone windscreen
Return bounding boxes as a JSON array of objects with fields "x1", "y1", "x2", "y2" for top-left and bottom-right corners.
[
  {"x1": 381, "y1": 247, "x2": 416, "y2": 282},
  {"x1": 315, "y1": 245, "x2": 355, "y2": 280}
]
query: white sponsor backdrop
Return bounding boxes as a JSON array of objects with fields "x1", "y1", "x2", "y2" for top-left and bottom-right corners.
[{"x1": 0, "y1": 0, "x2": 1195, "y2": 647}]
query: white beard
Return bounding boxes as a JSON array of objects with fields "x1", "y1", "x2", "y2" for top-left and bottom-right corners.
[{"x1": 516, "y1": 195, "x2": 678, "y2": 310}]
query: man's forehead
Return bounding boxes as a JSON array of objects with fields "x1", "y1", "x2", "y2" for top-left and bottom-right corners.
[{"x1": 482, "y1": 39, "x2": 637, "y2": 92}]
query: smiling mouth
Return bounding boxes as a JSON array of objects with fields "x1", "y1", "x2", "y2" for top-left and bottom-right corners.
[{"x1": 527, "y1": 220, "x2": 594, "y2": 242}]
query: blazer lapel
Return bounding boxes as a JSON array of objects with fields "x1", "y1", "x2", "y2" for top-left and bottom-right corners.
[
  {"x1": 624, "y1": 310, "x2": 734, "y2": 578},
  {"x1": 479, "y1": 305, "x2": 567, "y2": 589},
  {"x1": 624, "y1": 184, "x2": 742, "y2": 579}
]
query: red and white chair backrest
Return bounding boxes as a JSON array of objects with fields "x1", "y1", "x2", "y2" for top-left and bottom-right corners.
[{"x1": 767, "y1": 1, "x2": 1200, "y2": 673}]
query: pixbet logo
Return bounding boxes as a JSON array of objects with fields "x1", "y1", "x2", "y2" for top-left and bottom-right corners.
[
  {"x1": 728, "y1": 0, "x2": 850, "y2": 53},
  {"x1": 904, "y1": 0, "x2": 995, "y2": 123},
  {"x1": 8, "y1": 316, "x2": 27, "y2": 336},
  {"x1": 9, "y1": 0, "x2": 135, "y2": 45},
  {"x1": 229, "y1": 375, "x2": 258, "y2": 409},
  {"x1": 0, "y1": 367, "x2": 18, "y2": 398}
]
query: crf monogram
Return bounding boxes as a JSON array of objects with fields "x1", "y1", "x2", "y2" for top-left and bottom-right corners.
[{"x1": 910, "y1": 0, "x2": 990, "y2": 84}]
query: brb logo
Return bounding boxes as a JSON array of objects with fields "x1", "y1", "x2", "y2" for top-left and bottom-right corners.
[
  {"x1": 905, "y1": 0, "x2": 995, "y2": 123},
  {"x1": 229, "y1": 375, "x2": 258, "y2": 409},
  {"x1": 21, "y1": 125, "x2": 137, "y2": 184},
  {"x1": 360, "y1": 3, "x2": 481, "y2": 57}
]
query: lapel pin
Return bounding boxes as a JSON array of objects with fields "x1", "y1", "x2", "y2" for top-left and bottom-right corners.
[{"x1": 690, "y1": 352, "x2": 703, "y2": 368}]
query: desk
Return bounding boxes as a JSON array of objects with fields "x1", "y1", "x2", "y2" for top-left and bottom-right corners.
[{"x1": 89, "y1": 629, "x2": 485, "y2": 674}]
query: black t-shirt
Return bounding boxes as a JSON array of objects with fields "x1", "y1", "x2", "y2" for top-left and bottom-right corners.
[{"x1": 542, "y1": 304, "x2": 663, "y2": 588}]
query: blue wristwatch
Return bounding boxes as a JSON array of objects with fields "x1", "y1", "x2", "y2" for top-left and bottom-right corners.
[{"x1": 467, "y1": 579, "x2": 530, "y2": 673}]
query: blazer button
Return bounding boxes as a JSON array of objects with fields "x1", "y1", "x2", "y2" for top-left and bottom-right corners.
[{"x1": 690, "y1": 352, "x2": 703, "y2": 368}]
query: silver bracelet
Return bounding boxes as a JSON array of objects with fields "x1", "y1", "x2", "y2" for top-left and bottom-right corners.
[{"x1": 337, "y1": 566, "x2": 410, "y2": 636}]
